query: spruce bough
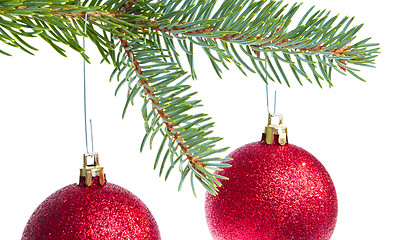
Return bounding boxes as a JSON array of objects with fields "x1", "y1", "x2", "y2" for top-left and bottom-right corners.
[{"x1": 0, "y1": 0, "x2": 380, "y2": 195}]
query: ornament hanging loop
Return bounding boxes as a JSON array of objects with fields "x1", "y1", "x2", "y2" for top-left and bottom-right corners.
[
  {"x1": 83, "y1": 152, "x2": 100, "y2": 168},
  {"x1": 268, "y1": 112, "x2": 283, "y2": 126}
]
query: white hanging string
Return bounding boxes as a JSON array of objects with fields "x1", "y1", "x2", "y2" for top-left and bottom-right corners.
[
  {"x1": 266, "y1": 84, "x2": 276, "y2": 116},
  {"x1": 83, "y1": 11, "x2": 94, "y2": 153},
  {"x1": 265, "y1": 61, "x2": 277, "y2": 117}
]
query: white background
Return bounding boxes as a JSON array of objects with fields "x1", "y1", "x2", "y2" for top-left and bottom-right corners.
[{"x1": 1, "y1": 0, "x2": 414, "y2": 239}]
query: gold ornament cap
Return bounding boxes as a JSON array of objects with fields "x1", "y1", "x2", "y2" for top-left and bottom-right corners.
[
  {"x1": 80, "y1": 152, "x2": 106, "y2": 186},
  {"x1": 264, "y1": 113, "x2": 288, "y2": 145}
]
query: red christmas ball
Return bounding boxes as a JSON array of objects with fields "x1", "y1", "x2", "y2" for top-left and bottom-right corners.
[
  {"x1": 205, "y1": 137, "x2": 337, "y2": 240},
  {"x1": 22, "y1": 176, "x2": 160, "y2": 240}
]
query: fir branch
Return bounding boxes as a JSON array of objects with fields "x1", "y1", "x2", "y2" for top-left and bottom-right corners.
[
  {"x1": 113, "y1": 34, "x2": 231, "y2": 195},
  {"x1": 1, "y1": 1, "x2": 379, "y2": 83},
  {"x1": 0, "y1": 0, "x2": 380, "y2": 194}
]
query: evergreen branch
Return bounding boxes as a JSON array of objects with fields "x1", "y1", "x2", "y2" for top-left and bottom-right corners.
[
  {"x1": 113, "y1": 34, "x2": 230, "y2": 195},
  {"x1": 0, "y1": 0, "x2": 380, "y2": 194},
  {"x1": 1, "y1": 1, "x2": 379, "y2": 85},
  {"x1": 147, "y1": 0, "x2": 379, "y2": 85}
]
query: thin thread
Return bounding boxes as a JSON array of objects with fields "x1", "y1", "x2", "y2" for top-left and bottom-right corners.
[
  {"x1": 265, "y1": 61, "x2": 276, "y2": 117},
  {"x1": 83, "y1": 11, "x2": 92, "y2": 153},
  {"x1": 90, "y1": 119, "x2": 94, "y2": 153},
  {"x1": 273, "y1": 90, "x2": 276, "y2": 115}
]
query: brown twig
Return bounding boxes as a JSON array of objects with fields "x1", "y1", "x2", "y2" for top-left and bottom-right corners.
[
  {"x1": 52, "y1": 10, "x2": 118, "y2": 21},
  {"x1": 3, "y1": 6, "x2": 118, "y2": 20}
]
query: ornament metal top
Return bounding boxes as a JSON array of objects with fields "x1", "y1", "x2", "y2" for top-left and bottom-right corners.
[
  {"x1": 264, "y1": 113, "x2": 288, "y2": 145},
  {"x1": 80, "y1": 152, "x2": 106, "y2": 186}
]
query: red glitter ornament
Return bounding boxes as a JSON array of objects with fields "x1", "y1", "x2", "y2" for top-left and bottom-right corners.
[
  {"x1": 22, "y1": 153, "x2": 161, "y2": 240},
  {"x1": 205, "y1": 115, "x2": 337, "y2": 240}
]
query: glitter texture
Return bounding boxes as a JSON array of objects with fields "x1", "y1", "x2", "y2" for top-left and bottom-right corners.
[
  {"x1": 22, "y1": 177, "x2": 160, "y2": 240},
  {"x1": 205, "y1": 139, "x2": 337, "y2": 240}
]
